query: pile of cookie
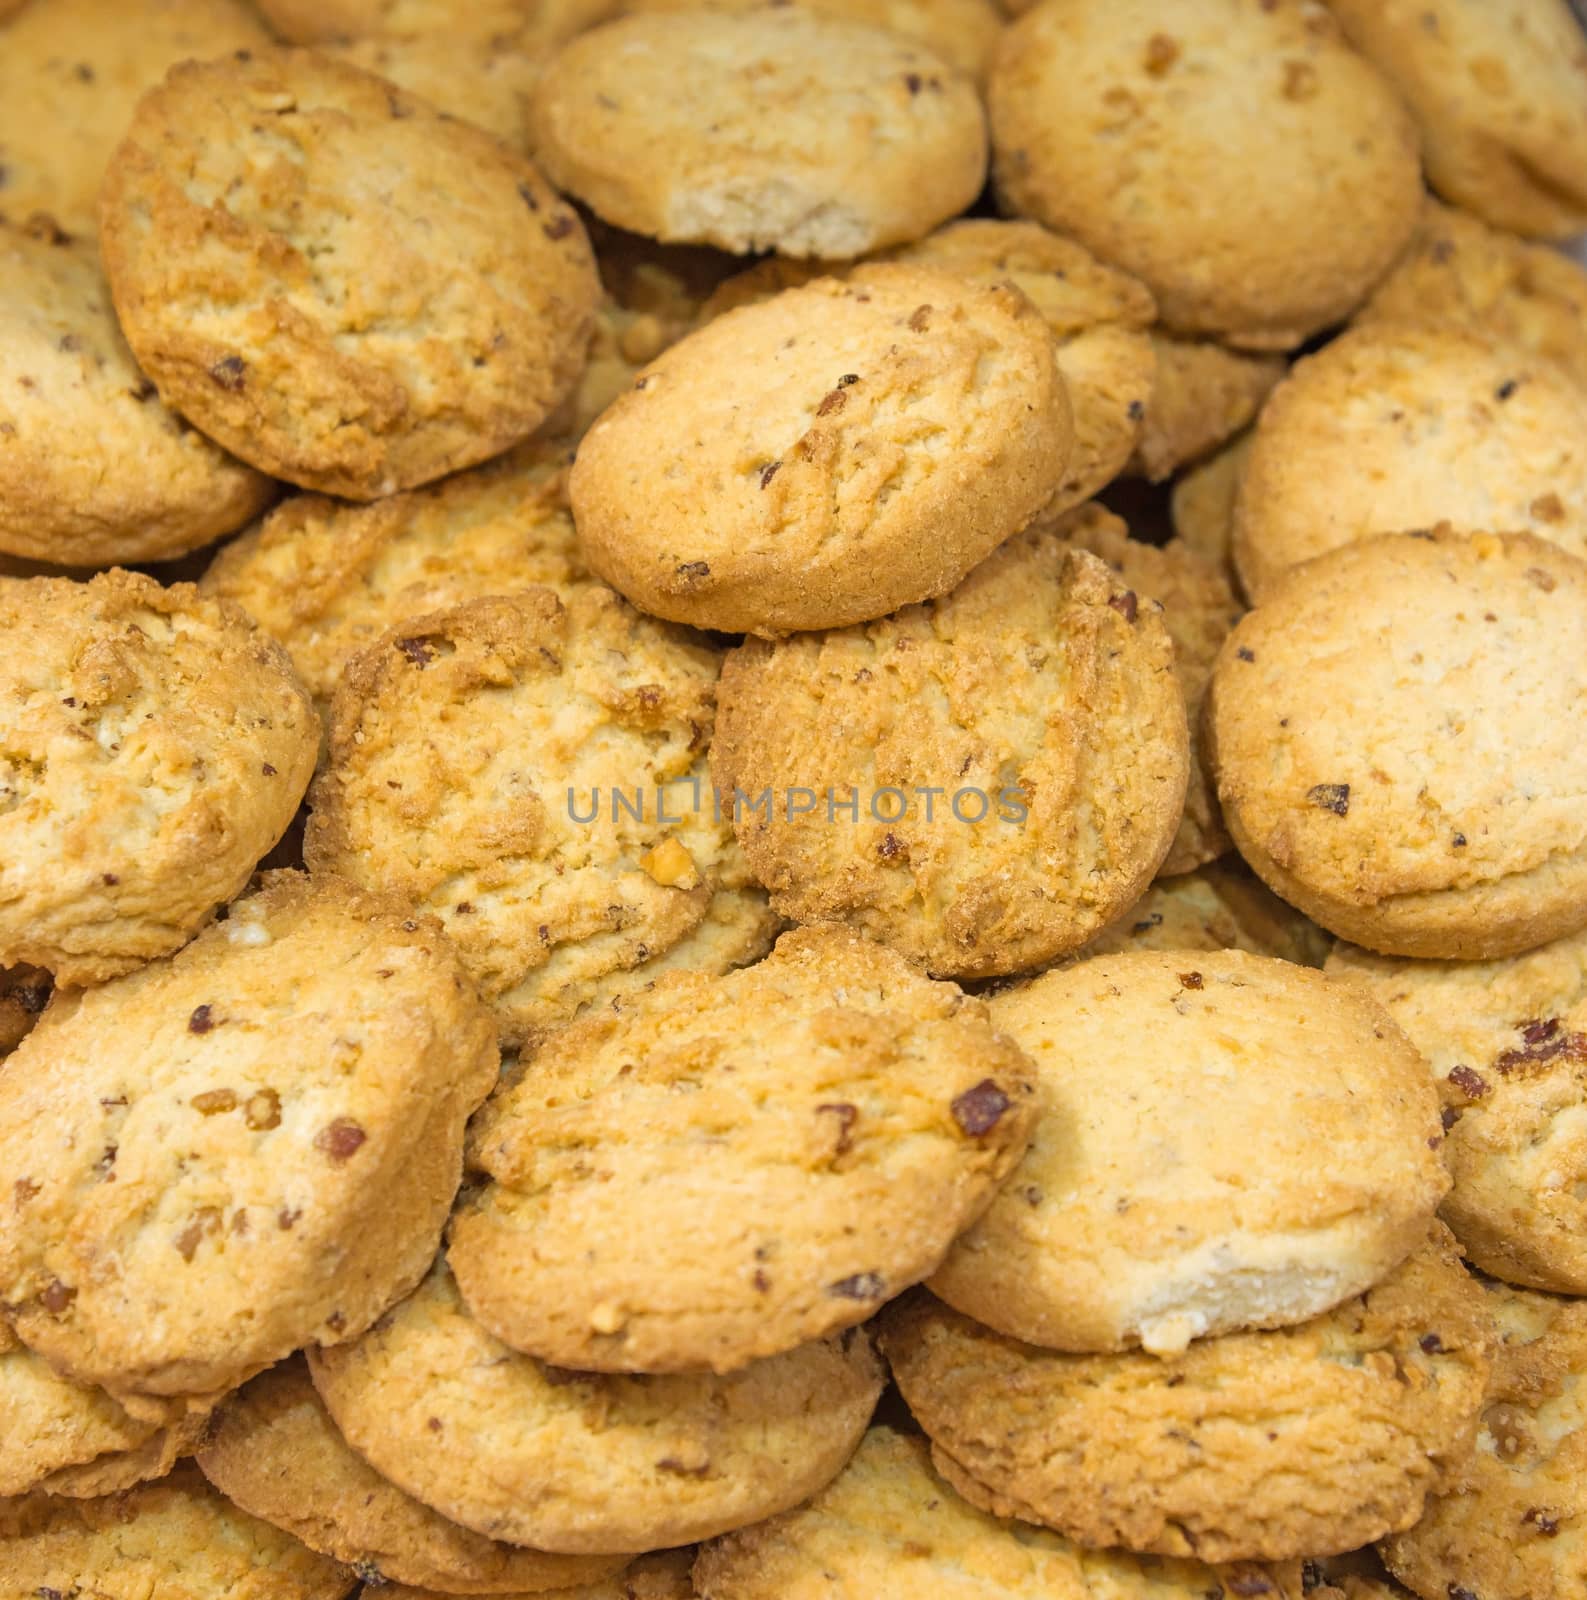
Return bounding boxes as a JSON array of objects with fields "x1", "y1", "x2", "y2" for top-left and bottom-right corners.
[{"x1": 2, "y1": 0, "x2": 1586, "y2": 1596}]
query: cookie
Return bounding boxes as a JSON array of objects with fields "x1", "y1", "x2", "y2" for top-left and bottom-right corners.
[
  {"x1": 1208, "y1": 531, "x2": 1587, "y2": 960},
  {"x1": 304, "y1": 587, "x2": 778, "y2": 1048},
  {"x1": 381, "y1": 1553, "x2": 696, "y2": 1600},
  {"x1": 449, "y1": 924, "x2": 1036, "y2": 1374},
  {"x1": 0, "y1": 964, "x2": 49, "y2": 1058},
  {"x1": 1380, "y1": 1279, "x2": 1587, "y2": 1600},
  {"x1": 1129, "y1": 334, "x2": 1284, "y2": 483},
  {"x1": 0, "y1": 871, "x2": 498, "y2": 1400},
  {"x1": 203, "y1": 441, "x2": 586, "y2": 714},
  {"x1": 0, "y1": 570, "x2": 317, "y2": 986},
  {"x1": 0, "y1": 1464, "x2": 357, "y2": 1599},
  {"x1": 880, "y1": 1225, "x2": 1494, "y2": 1563},
  {"x1": 1328, "y1": 929, "x2": 1587, "y2": 1295},
  {"x1": 99, "y1": 48, "x2": 600, "y2": 500},
  {"x1": 1169, "y1": 433, "x2": 1251, "y2": 586},
  {"x1": 1329, "y1": 0, "x2": 1587, "y2": 239},
  {"x1": 196, "y1": 1356, "x2": 627, "y2": 1594},
  {"x1": 0, "y1": 220, "x2": 275, "y2": 567},
  {"x1": 256, "y1": 0, "x2": 612, "y2": 44},
  {"x1": 308, "y1": 1261, "x2": 884, "y2": 1556},
  {"x1": 0, "y1": 0, "x2": 270, "y2": 238},
  {"x1": 1232, "y1": 321, "x2": 1587, "y2": 602},
  {"x1": 694, "y1": 1425, "x2": 1310, "y2": 1600},
  {"x1": 530, "y1": 11, "x2": 986, "y2": 257},
  {"x1": 989, "y1": 0, "x2": 1421, "y2": 349},
  {"x1": 711, "y1": 535, "x2": 1186, "y2": 977},
  {"x1": 571, "y1": 264, "x2": 1071, "y2": 635}
]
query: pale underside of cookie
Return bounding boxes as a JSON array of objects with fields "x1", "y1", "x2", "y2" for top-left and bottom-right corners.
[
  {"x1": 309, "y1": 1261, "x2": 884, "y2": 1556},
  {"x1": 881, "y1": 1226, "x2": 1494, "y2": 1564},
  {"x1": 1128, "y1": 333, "x2": 1284, "y2": 483},
  {"x1": 711, "y1": 538, "x2": 1187, "y2": 977},
  {"x1": 256, "y1": 0, "x2": 613, "y2": 45},
  {"x1": 0, "y1": 570, "x2": 317, "y2": 986},
  {"x1": 1328, "y1": 929, "x2": 1587, "y2": 1296},
  {"x1": 0, "y1": 964, "x2": 50, "y2": 1058},
  {"x1": 1208, "y1": 531, "x2": 1587, "y2": 960},
  {"x1": 572, "y1": 263, "x2": 1072, "y2": 636},
  {"x1": 379, "y1": 1551, "x2": 697, "y2": 1600},
  {"x1": 1169, "y1": 433, "x2": 1251, "y2": 587},
  {"x1": 531, "y1": 11, "x2": 987, "y2": 258},
  {"x1": 0, "y1": 872, "x2": 498, "y2": 1400},
  {"x1": 1233, "y1": 321, "x2": 1587, "y2": 602},
  {"x1": 934, "y1": 951, "x2": 1445, "y2": 1355},
  {"x1": 305, "y1": 587, "x2": 778, "y2": 1049},
  {"x1": 988, "y1": 0, "x2": 1422, "y2": 348},
  {"x1": 449, "y1": 925, "x2": 1037, "y2": 1374},
  {"x1": 99, "y1": 49, "x2": 600, "y2": 500}
]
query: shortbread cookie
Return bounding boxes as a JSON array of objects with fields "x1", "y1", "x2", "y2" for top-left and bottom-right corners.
[
  {"x1": 1328, "y1": 930, "x2": 1587, "y2": 1295},
  {"x1": 196, "y1": 1357, "x2": 626, "y2": 1593},
  {"x1": 0, "y1": 221, "x2": 275, "y2": 567},
  {"x1": 256, "y1": 0, "x2": 612, "y2": 44},
  {"x1": 531, "y1": 11, "x2": 986, "y2": 257},
  {"x1": 932, "y1": 951, "x2": 1445, "y2": 1353},
  {"x1": 309, "y1": 1262, "x2": 883, "y2": 1555},
  {"x1": 1208, "y1": 531, "x2": 1587, "y2": 959},
  {"x1": 203, "y1": 441, "x2": 585, "y2": 713},
  {"x1": 881, "y1": 1226, "x2": 1493, "y2": 1563},
  {"x1": 571, "y1": 264, "x2": 1071, "y2": 635},
  {"x1": 0, "y1": 0, "x2": 269, "y2": 238},
  {"x1": 1170, "y1": 434, "x2": 1251, "y2": 585},
  {"x1": 305, "y1": 587, "x2": 777, "y2": 1047},
  {"x1": 0, "y1": 965, "x2": 49, "y2": 1058},
  {"x1": 450, "y1": 925, "x2": 1036, "y2": 1373},
  {"x1": 100, "y1": 49, "x2": 600, "y2": 499},
  {"x1": 0, "y1": 1465, "x2": 356, "y2": 1599},
  {"x1": 1380, "y1": 1279, "x2": 1587, "y2": 1600},
  {"x1": 694, "y1": 1425, "x2": 1310, "y2": 1600},
  {"x1": 1233, "y1": 322, "x2": 1587, "y2": 602},
  {"x1": 0, "y1": 872, "x2": 498, "y2": 1400},
  {"x1": 382, "y1": 1553, "x2": 696, "y2": 1600},
  {"x1": 1130, "y1": 334, "x2": 1284, "y2": 482},
  {"x1": 0, "y1": 571, "x2": 317, "y2": 986},
  {"x1": 989, "y1": 0, "x2": 1421, "y2": 348},
  {"x1": 1330, "y1": 0, "x2": 1587, "y2": 239},
  {"x1": 712, "y1": 537, "x2": 1186, "y2": 976}
]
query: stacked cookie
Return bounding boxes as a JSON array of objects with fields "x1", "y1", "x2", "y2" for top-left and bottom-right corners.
[{"x1": 2, "y1": 1, "x2": 1587, "y2": 1597}]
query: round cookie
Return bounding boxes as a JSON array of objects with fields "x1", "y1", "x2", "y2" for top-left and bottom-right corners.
[
  {"x1": 570, "y1": 263, "x2": 1071, "y2": 635},
  {"x1": 1208, "y1": 531, "x2": 1587, "y2": 960},
  {"x1": 0, "y1": 221, "x2": 275, "y2": 567},
  {"x1": 1232, "y1": 322, "x2": 1587, "y2": 602},
  {"x1": 1169, "y1": 433, "x2": 1251, "y2": 586},
  {"x1": 256, "y1": 0, "x2": 613, "y2": 44},
  {"x1": 989, "y1": 0, "x2": 1422, "y2": 349},
  {"x1": 449, "y1": 924, "x2": 1037, "y2": 1374},
  {"x1": 1328, "y1": 929, "x2": 1587, "y2": 1295},
  {"x1": 1329, "y1": 0, "x2": 1587, "y2": 239},
  {"x1": 0, "y1": 871, "x2": 499, "y2": 1400},
  {"x1": 710, "y1": 536, "x2": 1187, "y2": 977},
  {"x1": 0, "y1": 570, "x2": 317, "y2": 986},
  {"x1": 530, "y1": 11, "x2": 986, "y2": 258},
  {"x1": 0, "y1": 964, "x2": 49, "y2": 1058},
  {"x1": 1380, "y1": 1279, "x2": 1587, "y2": 1600},
  {"x1": 308, "y1": 1261, "x2": 884, "y2": 1556},
  {"x1": 880, "y1": 1226, "x2": 1495, "y2": 1564},
  {"x1": 304, "y1": 587, "x2": 778, "y2": 1048},
  {"x1": 203, "y1": 441, "x2": 586, "y2": 714},
  {"x1": 1129, "y1": 334, "x2": 1284, "y2": 483},
  {"x1": 0, "y1": 0, "x2": 270, "y2": 239},
  {"x1": 694, "y1": 1425, "x2": 1310, "y2": 1600},
  {"x1": 382, "y1": 1553, "x2": 696, "y2": 1600},
  {"x1": 99, "y1": 48, "x2": 600, "y2": 500},
  {"x1": 931, "y1": 951, "x2": 1446, "y2": 1353},
  {"x1": 196, "y1": 1357, "x2": 627, "y2": 1594}
]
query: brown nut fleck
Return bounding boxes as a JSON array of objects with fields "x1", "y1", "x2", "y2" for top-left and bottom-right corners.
[
  {"x1": 952, "y1": 1079, "x2": 1014, "y2": 1136},
  {"x1": 1307, "y1": 782, "x2": 1350, "y2": 816},
  {"x1": 314, "y1": 1118, "x2": 367, "y2": 1163},
  {"x1": 246, "y1": 1088, "x2": 282, "y2": 1131},
  {"x1": 192, "y1": 1088, "x2": 237, "y2": 1116}
]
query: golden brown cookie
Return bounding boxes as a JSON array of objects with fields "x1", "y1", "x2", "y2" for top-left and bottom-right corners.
[
  {"x1": 1208, "y1": 531, "x2": 1587, "y2": 960},
  {"x1": 989, "y1": 0, "x2": 1421, "y2": 349},
  {"x1": 449, "y1": 925, "x2": 1036, "y2": 1373},
  {"x1": 256, "y1": 0, "x2": 613, "y2": 44},
  {"x1": 531, "y1": 11, "x2": 986, "y2": 257},
  {"x1": 0, "y1": 872, "x2": 498, "y2": 1400},
  {"x1": 1380, "y1": 1279, "x2": 1587, "y2": 1600},
  {"x1": 196, "y1": 1356, "x2": 626, "y2": 1594},
  {"x1": 0, "y1": 571, "x2": 317, "y2": 986},
  {"x1": 100, "y1": 48, "x2": 600, "y2": 500},
  {"x1": 0, "y1": 964, "x2": 49, "y2": 1058},
  {"x1": 380, "y1": 1552, "x2": 696, "y2": 1600},
  {"x1": 1129, "y1": 334, "x2": 1284, "y2": 483},
  {"x1": 309, "y1": 1261, "x2": 884, "y2": 1556},
  {"x1": 1169, "y1": 433, "x2": 1251, "y2": 587},
  {"x1": 1233, "y1": 322, "x2": 1587, "y2": 602},
  {"x1": 881, "y1": 1226, "x2": 1495, "y2": 1564},
  {"x1": 711, "y1": 535, "x2": 1186, "y2": 977},
  {"x1": 1328, "y1": 929, "x2": 1587, "y2": 1295},
  {"x1": 304, "y1": 587, "x2": 777, "y2": 1048},
  {"x1": 571, "y1": 263, "x2": 1071, "y2": 635}
]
